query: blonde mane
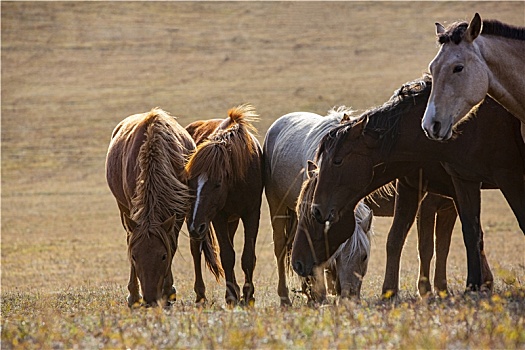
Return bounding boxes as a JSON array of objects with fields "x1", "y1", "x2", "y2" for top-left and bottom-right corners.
[
  {"x1": 185, "y1": 104, "x2": 259, "y2": 184},
  {"x1": 129, "y1": 108, "x2": 192, "y2": 259}
]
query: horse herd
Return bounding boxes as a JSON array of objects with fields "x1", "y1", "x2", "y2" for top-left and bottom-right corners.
[{"x1": 105, "y1": 14, "x2": 525, "y2": 307}]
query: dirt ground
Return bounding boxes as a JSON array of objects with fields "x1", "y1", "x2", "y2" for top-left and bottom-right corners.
[{"x1": 2, "y1": 2, "x2": 524, "y2": 304}]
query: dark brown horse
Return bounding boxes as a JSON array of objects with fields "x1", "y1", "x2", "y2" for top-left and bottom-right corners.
[
  {"x1": 292, "y1": 162, "x2": 458, "y2": 298},
  {"x1": 311, "y1": 75, "x2": 525, "y2": 293},
  {"x1": 105, "y1": 108, "x2": 222, "y2": 307},
  {"x1": 185, "y1": 104, "x2": 264, "y2": 306}
]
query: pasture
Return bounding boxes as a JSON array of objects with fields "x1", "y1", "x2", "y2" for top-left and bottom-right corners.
[{"x1": 2, "y1": 2, "x2": 524, "y2": 348}]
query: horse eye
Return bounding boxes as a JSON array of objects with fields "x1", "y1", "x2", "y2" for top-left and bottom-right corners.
[
  {"x1": 131, "y1": 254, "x2": 136, "y2": 262},
  {"x1": 333, "y1": 158, "x2": 343, "y2": 166},
  {"x1": 162, "y1": 253, "x2": 167, "y2": 261},
  {"x1": 362, "y1": 253, "x2": 368, "y2": 262},
  {"x1": 453, "y1": 65, "x2": 463, "y2": 73}
]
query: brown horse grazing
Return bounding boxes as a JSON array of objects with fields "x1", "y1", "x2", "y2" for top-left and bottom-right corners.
[
  {"x1": 293, "y1": 169, "x2": 374, "y2": 300},
  {"x1": 422, "y1": 13, "x2": 525, "y2": 140},
  {"x1": 311, "y1": 75, "x2": 525, "y2": 293},
  {"x1": 185, "y1": 104, "x2": 264, "y2": 306},
  {"x1": 105, "y1": 108, "x2": 222, "y2": 307},
  {"x1": 292, "y1": 162, "x2": 459, "y2": 298}
]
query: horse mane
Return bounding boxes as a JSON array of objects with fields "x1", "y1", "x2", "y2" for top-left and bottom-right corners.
[
  {"x1": 185, "y1": 104, "x2": 259, "y2": 184},
  {"x1": 129, "y1": 108, "x2": 192, "y2": 259},
  {"x1": 328, "y1": 201, "x2": 373, "y2": 266},
  {"x1": 316, "y1": 75, "x2": 432, "y2": 160},
  {"x1": 438, "y1": 19, "x2": 525, "y2": 45}
]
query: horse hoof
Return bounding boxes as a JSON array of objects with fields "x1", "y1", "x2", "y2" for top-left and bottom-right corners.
[
  {"x1": 381, "y1": 290, "x2": 397, "y2": 300},
  {"x1": 127, "y1": 294, "x2": 143, "y2": 308}
]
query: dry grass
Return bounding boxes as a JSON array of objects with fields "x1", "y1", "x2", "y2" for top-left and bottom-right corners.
[{"x1": 2, "y1": 2, "x2": 524, "y2": 349}]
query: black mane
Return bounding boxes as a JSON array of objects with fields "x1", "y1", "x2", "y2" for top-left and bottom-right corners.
[
  {"x1": 316, "y1": 75, "x2": 432, "y2": 160},
  {"x1": 438, "y1": 19, "x2": 525, "y2": 45}
]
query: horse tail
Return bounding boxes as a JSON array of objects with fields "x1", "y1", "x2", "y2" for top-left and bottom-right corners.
[
  {"x1": 284, "y1": 207, "x2": 297, "y2": 274},
  {"x1": 202, "y1": 225, "x2": 224, "y2": 281}
]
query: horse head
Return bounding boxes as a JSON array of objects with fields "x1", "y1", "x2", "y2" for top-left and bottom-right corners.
[
  {"x1": 291, "y1": 163, "x2": 373, "y2": 285},
  {"x1": 422, "y1": 13, "x2": 488, "y2": 140},
  {"x1": 311, "y1": 116, "x2": 376, "y2": 225},
  {"x1": 125, "y1": 214, "x2": 178, "y2": 307}
]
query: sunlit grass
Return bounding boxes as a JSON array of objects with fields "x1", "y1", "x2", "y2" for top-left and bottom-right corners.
[{"x1": 2, "y1": 284, "x2": 524, "y2": 349}]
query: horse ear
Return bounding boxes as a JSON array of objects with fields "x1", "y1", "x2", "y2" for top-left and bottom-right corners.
[
  {"x1": 124, "y1": 213, "x2": 138, "y2": 232},
  {"x1": 162, "y1": 215, "x2": 177, "y2": 233},
  {"x1": 341, "y1": 114, "x2": 351, "y2": 124},
  {"x1": 465, "y1": 13, "x2": 482, "y2": 42},
  {"x1": 306, "y1": 160, "x2": 317, "y2": 179},
  {"x1": 356, "y1": 202, "x2": 374, "y2": 233},
  {"x1": 435, "y1": 22, "x2": 445, "y2": 35},
  {"x1": 349, "y1": 116, "x2": 368, "y2": 138},
  {"x1": 162, "y1": 215, "x2": 178, "y2": 234}
]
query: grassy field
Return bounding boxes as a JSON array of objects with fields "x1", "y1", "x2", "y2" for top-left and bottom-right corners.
[{"x1": 2, "y1": 2, "x2": 524, "y2": 348}]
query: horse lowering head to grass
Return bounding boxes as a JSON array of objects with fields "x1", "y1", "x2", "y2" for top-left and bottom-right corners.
[
  {"x1": 422, "y1": 13, "x2": 525, "y2": 140},
  {"x1": 185, "y1": 104, "x2": 264, "y2": 306},
  {"x1": 311, "y1": 75, "x2": 525, "y2": 292},
  {"x1": 106, "y1": 108, "x2": 221, "y2": 307},
  {"x1": 292, "y1": 166, "x2": 373, "y2": 299}
]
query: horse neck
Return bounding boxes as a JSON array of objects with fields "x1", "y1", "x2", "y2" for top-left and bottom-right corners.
[
  {"x1": 379, "y1": 103, "x2": 461, "y2": 165},
  {"x1": 477, "y1": 35, "x2": 525, "y2": 120}
]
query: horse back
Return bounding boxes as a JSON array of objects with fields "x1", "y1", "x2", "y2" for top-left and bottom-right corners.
[
  {"x1": 185, "y1": 119, "x2": 223, "y2": 145},
  {"x1": 106, "y1": 110, "x2": 195, "y2": 212},
  {"x1": 263, "y1": 112, "x2": 340, "y2": 209}
]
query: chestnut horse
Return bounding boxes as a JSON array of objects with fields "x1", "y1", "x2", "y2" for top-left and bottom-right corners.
[
  {"x1": 185, "y1": 104, "x2": 264, "y2": 306},
  {"x1": 312, "y1": 75, "x2": 525, "y2": 293},
  {"x1": 422, "y1": 13, "x2": 525, "y2": 140},
  {"x1": 293, "y1": 161, "x2": 458, "y2": 298},
  {"x1": 105, "y1": 108, "x2": 221, "y2": 307}
]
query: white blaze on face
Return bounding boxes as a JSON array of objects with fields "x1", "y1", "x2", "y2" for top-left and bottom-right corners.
[{"x1": 191, "y1": 173, "x2": 208, "y2": 228}]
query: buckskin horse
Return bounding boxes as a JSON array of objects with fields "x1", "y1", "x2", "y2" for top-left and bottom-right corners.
[
  {"x1": 311, "y1": 75, "x2": 525, "y2": 294},
  {"x1": 185, "y1": 104, "x2": 264, "y2": 306},
  {"x1": 105, "y1": 108, "x2": 222, "y2": 307},
  {"x1": 422, "y1": 13, "x2": 525, "y2": 140}
]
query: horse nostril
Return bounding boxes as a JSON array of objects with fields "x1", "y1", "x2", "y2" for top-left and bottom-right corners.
[
  {"x1": 432, "y1": 121, "x2": 441, "y2": 136},
  {"x1": 312, "y1": 205, "x2": 324, "y2": 224},
  {"x1": 293, "y1": 260, "x2": 304, "y2": 276}
]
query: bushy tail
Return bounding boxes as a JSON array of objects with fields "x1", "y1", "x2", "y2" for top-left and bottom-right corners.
[{"x1": 203, "y1": 225, "x2": 224, "y2": 281}]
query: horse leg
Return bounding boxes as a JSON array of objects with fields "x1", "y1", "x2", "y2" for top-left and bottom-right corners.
[
  {"x1": 270, "y1": 206, "x2": 292, "y2": 306},
  {"x1": 190, "y1": 238, "x2": 206, "y2": 304},
  {"x1": 433, "y1": 197, "x2": 456, "y2": 294},
  {"x1": 213, "y1": 214, "x2": 240, "y2": 305},
  {"x1": 241, "y1": 210, "x2": 260, "y2": 306},
  {"x1": 450, "y1": 178, "x2": 484, "y2": 292},
  {"x1": 416, "y1": 193, "x2": 435, "y2": 297},
  {"x1": 479, "y1": 226, "x2": 494, "y2": 292},
  {"x1": 497, "y1": 173, "x2": 525, "y2": 235},
  {"x1": 382, "y1": 179, "x2": 420, "y2": 299},
  {"x1": 127, "y1": 264, "x2": 141, "y2": 307}
]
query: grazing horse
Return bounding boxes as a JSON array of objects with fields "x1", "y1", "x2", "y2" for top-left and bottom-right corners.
[
  {"x1": 293, "y1": 167, "x2": 374, "y2": 299},
  {"x1": 106, "y1": 108, "x2": 221, "y2": 307},
  {"x1": 422, "y1": 13, "x2": 525, "y2": 140},
  {"x1": 293, "y1": 162, "x2": 459, "y2": 298},
  {"x1": 185, "y1": 104, "x2": 264, "y2": 306},
  {"x1": 265, "y1": 108, "x2": 378, "y2": 305},
  {"x1": 311, "y1": 75, "x2": 525, "y2": 293},
  {"x1": 264, "y1": 108, "x2": 457, "y2": 302}
]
